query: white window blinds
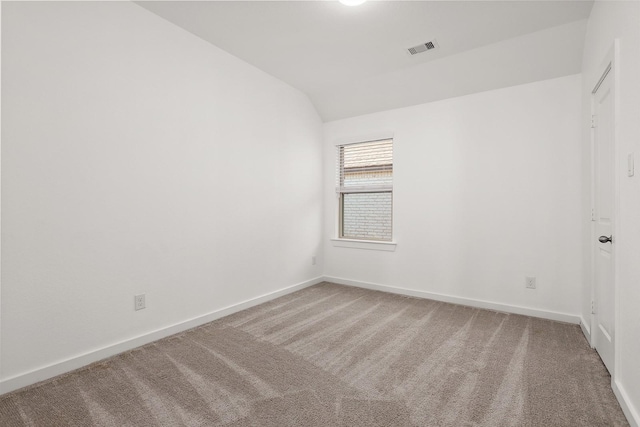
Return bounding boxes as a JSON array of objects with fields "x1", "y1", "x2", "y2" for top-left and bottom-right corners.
[{"x1": 336, "y1": 139, "x2": 393, "y2": 241}]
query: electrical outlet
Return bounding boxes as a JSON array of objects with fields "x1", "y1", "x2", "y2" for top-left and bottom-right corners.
[
  {"x1": 312, "y1": 256, "x2": 316, "y2": 266},
  {"x1": 134, "y1": 294, "x2": 146, "y2": 311},
  {"x1": 525, "y1": 276, "x2": 536, "y2": 289}
]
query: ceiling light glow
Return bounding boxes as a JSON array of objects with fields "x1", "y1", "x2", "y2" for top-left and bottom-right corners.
[{"x1": 339, "y1": 0, "x2": 366, "y2": 6}]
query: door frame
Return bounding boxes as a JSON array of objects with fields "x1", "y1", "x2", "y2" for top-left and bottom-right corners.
[{"x1": 589, "y1": 40, "x2": 621, "y2": 380}]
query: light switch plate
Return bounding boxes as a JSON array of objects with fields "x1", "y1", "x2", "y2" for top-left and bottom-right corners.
[{"x1": 628, "y1": 152, "x2": 635, "y2": 177}]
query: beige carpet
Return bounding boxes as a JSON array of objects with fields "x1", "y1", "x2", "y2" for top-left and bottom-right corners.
[{"x1": 0, "y1": 282, "x2": 629, "y2": 426}]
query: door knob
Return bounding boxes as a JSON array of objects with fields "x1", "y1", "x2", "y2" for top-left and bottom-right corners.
[{"x1": 599, "y1": 235, "x2": 612, "y2": 243}]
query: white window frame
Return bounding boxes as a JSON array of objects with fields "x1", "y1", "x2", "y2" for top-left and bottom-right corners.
[{"x1": 332, "y1": 135, "x2": 397, "y2": 251}]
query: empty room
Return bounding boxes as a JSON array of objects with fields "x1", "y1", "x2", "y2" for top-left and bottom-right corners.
[{"x1": 1, "y1": 0, "x2": 639, "y2": 425}]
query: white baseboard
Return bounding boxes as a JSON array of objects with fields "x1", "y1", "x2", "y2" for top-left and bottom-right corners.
[
  {"x1": 324, "y1": 276, "x2": 580, "y2": 324},
  {"x1": 580, "y1": 316, "x2": 592, "y2": 346},
  {"x1": 613, "y1": 379, "x2": 640, "y2": 427},
  {"x1": 0, "y1": 276, "x2": 324, "y2": 396}
]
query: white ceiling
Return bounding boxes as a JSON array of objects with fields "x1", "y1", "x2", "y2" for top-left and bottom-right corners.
[{"x1": 136, "y1": 1, "x2": 593, "y2": 121}]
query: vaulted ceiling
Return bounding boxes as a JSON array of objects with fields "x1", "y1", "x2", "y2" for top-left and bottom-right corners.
[{"x1": 136, "y1": 1, "x2": 593, "y2": 121}]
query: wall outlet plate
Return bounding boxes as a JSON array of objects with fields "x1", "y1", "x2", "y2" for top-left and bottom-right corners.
[
  {"x1": 525, "y1": 277, "x2": 536, "y2": 289},
  {"x1": 134, "y1": 294, "x2": 146, "y2": 311}
]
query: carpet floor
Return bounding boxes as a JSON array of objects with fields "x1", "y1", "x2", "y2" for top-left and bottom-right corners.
[{"x1": 0, "y1": 282, "x2": 629, "y2": 426}]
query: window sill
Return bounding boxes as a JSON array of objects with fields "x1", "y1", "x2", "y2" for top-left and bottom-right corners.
[{"x1": 330, "y1": 238, "x2": 397, "y2": 252}]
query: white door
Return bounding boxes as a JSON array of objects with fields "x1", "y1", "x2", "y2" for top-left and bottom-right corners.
[{"x1": 592, "y1": 64, "x2": 615, "y2": 374}]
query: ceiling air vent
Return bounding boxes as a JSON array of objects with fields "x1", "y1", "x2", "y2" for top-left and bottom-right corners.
[{"x1": 407, "y1": 40, "x2": 438, "y2": 56}]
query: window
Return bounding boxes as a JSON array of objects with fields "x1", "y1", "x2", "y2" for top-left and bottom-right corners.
[{"x1": 336, "y1": 139, "x2": 393, "y2": 241}]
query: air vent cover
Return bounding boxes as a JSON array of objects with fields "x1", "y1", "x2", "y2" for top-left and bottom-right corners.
[{"x1": 407, "y1": 40, "x2": 438, "y2": 56}]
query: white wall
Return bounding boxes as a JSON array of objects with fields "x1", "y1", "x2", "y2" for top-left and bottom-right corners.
[
  {"x1": 581, "y1": 1, "x2": 640, "y2": 424},
  {"x1": 1, "y1": 2, "x2": 323, "y2": 384},
  {"x1": 323, "y1": 75, "x2": 583, "y2": 319}
]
